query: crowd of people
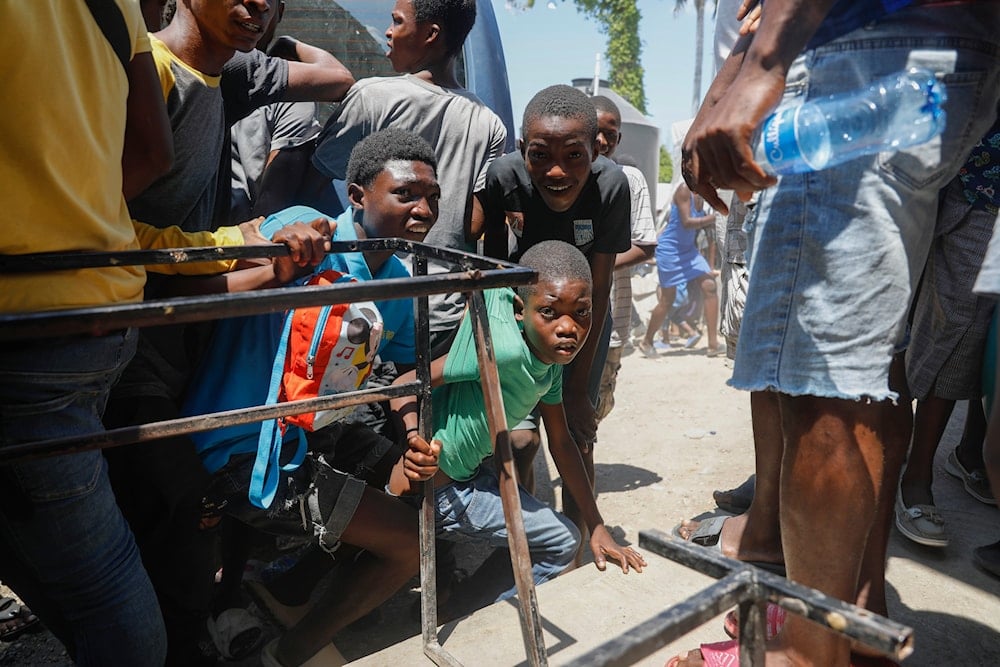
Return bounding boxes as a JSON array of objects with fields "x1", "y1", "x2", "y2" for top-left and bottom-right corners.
[{"x1": 1, "y1": 1, "x2": 999, "y2": 667}]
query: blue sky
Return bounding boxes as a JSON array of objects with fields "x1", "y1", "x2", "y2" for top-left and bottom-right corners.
[{"x1": 491, "y1": 0, "x2": 718, "y2": 148}]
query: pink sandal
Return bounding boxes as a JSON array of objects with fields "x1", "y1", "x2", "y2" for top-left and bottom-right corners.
[
  {"x1": 664, "y1": 638, "x2": 900, "y2": 667},
  {"x1": 722, "y1": 602, "x2": 787, "y2": 640}
]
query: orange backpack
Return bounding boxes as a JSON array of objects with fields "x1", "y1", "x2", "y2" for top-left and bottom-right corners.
[{"x1": 251, "y1": 269, "x2": 383, "y2": 508}]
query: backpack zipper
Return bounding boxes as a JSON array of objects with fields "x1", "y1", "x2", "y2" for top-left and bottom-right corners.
[{"x1": 306, "y1": 305, "x2": 332, "y2": 380}]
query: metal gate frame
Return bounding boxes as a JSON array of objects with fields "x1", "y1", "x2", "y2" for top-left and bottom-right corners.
[
  {"x1": 0, "y1": 239, "x2": 549, "y2": 665},
  {"x1": 1, "y1": 240, "x2": 916, "y2": 666}
]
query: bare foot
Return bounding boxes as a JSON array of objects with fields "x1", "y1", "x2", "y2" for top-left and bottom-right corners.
[{"x1": 676, "y1": 514, "x2": 784, "y2": 567}]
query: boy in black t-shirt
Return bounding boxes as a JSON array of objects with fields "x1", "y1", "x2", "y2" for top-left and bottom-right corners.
[{"x1": 471, "y1": 84, "x2": 630, "y2": 547}]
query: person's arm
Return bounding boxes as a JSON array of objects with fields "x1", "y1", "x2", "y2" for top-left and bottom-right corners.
[
  {"x1": 614, "y1": 242, "x2": 655, "y2": 269},
  {"x1": 122, "y1": 50, "x2": 172, "y2": 201},
  {"x1": 146, "y1": 218, "x2": 331, "y2": 293},
  {"x1": 269, "y1": 35, "x2": 355, "y2": 103},
  {"x1": 478, "y1": 191, "x2": 511, "y2": 261},
  {"x1": 466, "y1": 119, "x2": 509, "y2": 245},
  {"x1": 562, "y1": 250, "x2": 614, "y2": 446},
  {"x1": 387, "y1": 358, "x2": 449, "y2": 496},
  {"x1": 675, "y1": 185, "x2": 716, "y2": 230},
  {"x1": 132, "y1": 221, "x2": 244, "y2": 274},
  {"x1": 247, "y1": 99, "x2": 322, "y2": 217},
  {"x1": 681, "y1": 0, "x2": 837, "y2": 213},
  {"x1": 539, "y1": 401, "x2": 646, "y2": 574}
]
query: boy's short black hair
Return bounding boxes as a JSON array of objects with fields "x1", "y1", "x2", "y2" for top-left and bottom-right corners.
[
  {"x1": 516, "y1": 240, "x2": 592, "y2": 302},
  {"x1": 346, "y1": 128, "x2": 438, "y2": 188},
  {"x1": 591, "y1": 95, "x2": 621, "y2": 124},
  {"x1": 413, "y1": 0, "x2": 477, "y2": 57},
  {"x1": 521, "y1": 85, "x2": 598, "y2": 142}
]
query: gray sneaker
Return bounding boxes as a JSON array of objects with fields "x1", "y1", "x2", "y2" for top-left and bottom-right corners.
[
  {"x1": 895, "y1": 492, "x2": 948, "y2": 548},
  {"x1": 944, "y1": 449, "x2": 997, "y2": 506}
]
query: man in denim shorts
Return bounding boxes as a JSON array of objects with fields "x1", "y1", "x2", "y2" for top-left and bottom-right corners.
[{"x1": 674, "y1": 2, "x2": 1000, "y2": 665}]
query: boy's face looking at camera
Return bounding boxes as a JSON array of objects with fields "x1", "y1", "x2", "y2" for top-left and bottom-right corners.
[
  {"x1": 517, "y1": 277, "x2": 593, "y2": 366},
  {"x1": 520, "y1": 115, "x2": 598, "y2": 214},
  {"x1": 348, "y1": 159, "x2": 440, "y2": 242}
]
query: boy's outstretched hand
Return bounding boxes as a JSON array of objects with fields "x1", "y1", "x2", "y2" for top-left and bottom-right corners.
[
  {"x1": 402, "y1": 433, "x2": 441, "y2": 482},
  {"x1": 589, "y1": 524, "x2": 647, "y2": 574}
]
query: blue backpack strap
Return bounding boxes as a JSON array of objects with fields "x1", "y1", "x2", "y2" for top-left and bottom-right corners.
[{"x1": 250, "y1": 310, "x2": 307, "y2": 509}]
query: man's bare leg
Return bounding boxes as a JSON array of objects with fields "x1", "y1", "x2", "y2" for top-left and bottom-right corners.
[
  {"x1": 775, "y1": 393, "x2": 889, "y2": 666},
  {"x1": 274, "y1": 487, "x2": 419, "y2": 666},
  {"x1": 898, "y1": 395, "x2": 952, "y2": 507},
  {"x1": 857, "y1": 357, "x2": 910, "y2": 616}
]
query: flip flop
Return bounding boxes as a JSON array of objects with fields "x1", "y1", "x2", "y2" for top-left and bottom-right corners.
[
  {"x1": 664, "y1": 639, "x2": 901, "y2": 667},
  {"x1": 0, "y1": 596, "x2": 42, "y2": 642},
  {"x1": 672, "y1": 516, "x2": 786, "y2": 577}
]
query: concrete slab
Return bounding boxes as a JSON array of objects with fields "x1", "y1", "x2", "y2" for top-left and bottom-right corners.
[
  {"x1": 340, "y1": 348, "x2": 1000, "y2": 667},
  {"x1": 351, "y1": 545, "x2": 723, "y2": 667}
]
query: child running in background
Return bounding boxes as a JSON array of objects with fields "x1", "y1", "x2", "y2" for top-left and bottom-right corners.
[
  {"x1": 638, "y1": 181, "x2": 721, "y2": 359},
  {"x1": 388, "y1": 240, "x2": 646, "y2": 608}
]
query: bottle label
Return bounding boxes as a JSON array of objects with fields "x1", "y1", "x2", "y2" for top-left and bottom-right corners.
[{"x1": 761, "y1": 107, "x2": 800, "y2": 172}]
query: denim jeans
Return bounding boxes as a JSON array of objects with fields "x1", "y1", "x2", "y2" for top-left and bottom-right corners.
[
  {"x1": 0, "y1": 329, "x2": 166, "y2": 666},
  {"x1": 434, "y1": 467, "x2": 580, "y2": 601},
  {"x1": 731, "y1": 2, "x2": 1000, "y2": 400}
]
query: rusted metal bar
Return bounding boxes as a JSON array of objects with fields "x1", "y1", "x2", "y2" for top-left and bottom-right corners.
[
  {"x1": 423, "y1": 644, "x2": 465, "y2": 667},
  {"x1": 467, "y1": 289, "x2": 548, "y2": 667},
  {"x1": 571, "y1": 572, "x2": 755, "y2": 666},
  {"x1": 2, "y1": 241, "x2": 537, "y2": 667},
  {"x1": 0, "y1": 239, "x2": 521, "y2": 273},
  {"x1": 0, "y1": 383, "x2": 421, "y2": 464},
  {"x1": 639, "y1": 529, "x2": 913, "y2": 659},
  {"x1": 737, "y1": 600, "x2": 767, "y2": 667},
  {"x1": 412, "y1": 254, "x2": 443, "y2": 659},
  {"x1": 575, "y1": 528, "x2": 914, "y2": 665},
  {"x1": 0, "y1": 268, "x2": 535, "y2": 341}
]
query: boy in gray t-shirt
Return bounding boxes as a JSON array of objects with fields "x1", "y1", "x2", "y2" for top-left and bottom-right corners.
[{"x1": 303, "y1": 0, "x2": 508, "y2": 343}]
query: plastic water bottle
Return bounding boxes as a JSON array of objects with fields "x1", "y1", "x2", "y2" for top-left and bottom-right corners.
[{"x1": 754, "y1": 67, "x2": 947, "y2": 175}]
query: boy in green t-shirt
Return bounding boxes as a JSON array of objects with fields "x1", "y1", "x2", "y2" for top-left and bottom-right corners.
[{"x1": 389, "y1": 240, "x2": 645, "y2": 603}]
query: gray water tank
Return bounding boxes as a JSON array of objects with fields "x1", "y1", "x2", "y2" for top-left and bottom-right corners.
[{"x1": 571, "y1": 78, "x2": 660, "y2": 213}]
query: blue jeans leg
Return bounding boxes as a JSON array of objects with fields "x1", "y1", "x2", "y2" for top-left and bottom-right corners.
[
  {"x1": 435, "y1": 468, "x2": 580, "y2": 601},
  {"x1": 0, "y1": 329, "x2": 167, "y2": 666}
]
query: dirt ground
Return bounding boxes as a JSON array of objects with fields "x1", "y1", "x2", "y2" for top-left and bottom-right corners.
[{"x1": 3, "y1": 283, "x2": 1000, "y2": 665}]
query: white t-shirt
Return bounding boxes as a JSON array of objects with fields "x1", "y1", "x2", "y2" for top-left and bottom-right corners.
[{"x1": 610, "y1": 165, "x2": 657, "y2": 347}]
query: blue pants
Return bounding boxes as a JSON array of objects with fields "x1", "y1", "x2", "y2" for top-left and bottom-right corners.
[
  {"x1": 434, "y1": 467, "x2": 580, "y2": 601},
  {"x1": 0, "y1": 329, "x2": 166, "y2": 666}
]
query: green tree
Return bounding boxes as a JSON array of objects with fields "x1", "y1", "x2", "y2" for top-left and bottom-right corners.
[
  {"x1": 673, "y1": 0, "x2": 717, "y2": 116},
  {"x1": 513, "y1": 0, "x2": 646, "y2": 113},
  {"x1": 659, "y1": 144, "x2": 673, "y2": 182}
]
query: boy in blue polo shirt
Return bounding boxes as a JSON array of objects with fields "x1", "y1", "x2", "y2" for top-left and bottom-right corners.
[{"x1": 185, "y1": 129, "x2": 442, "y2": 667}]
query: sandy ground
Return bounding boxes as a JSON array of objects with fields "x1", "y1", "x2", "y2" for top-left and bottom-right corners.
[{"x1": 3, "y1": 285, "x2": 999, "y2": 665}]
